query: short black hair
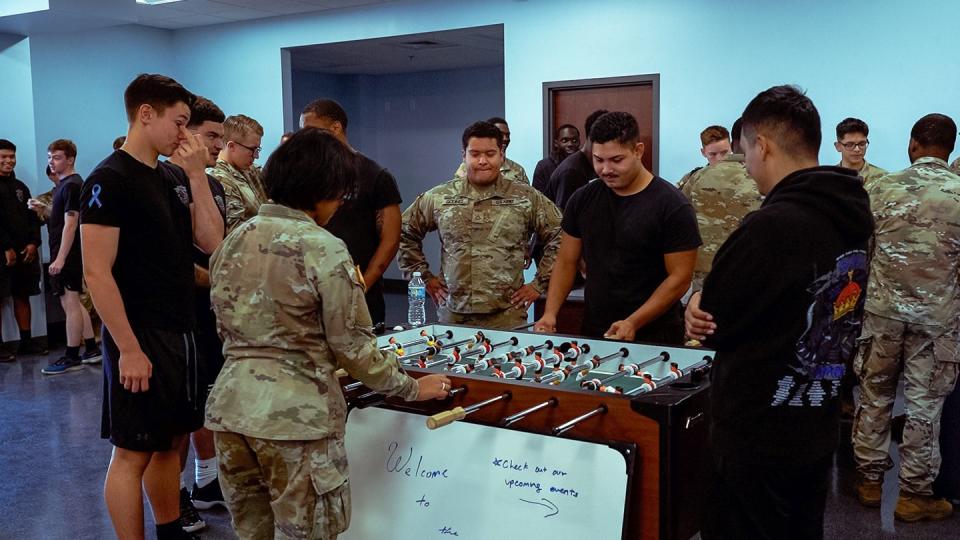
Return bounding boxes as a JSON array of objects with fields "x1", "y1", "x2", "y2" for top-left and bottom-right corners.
[
  {"x1": 910, "y1": 113, "x2": 957, "y2": 153},
  {"x1": 462, "y1": 121, "x2": 504, "y2": 150},
  {"x1": 584, "y1": 109, "x2": 609, "y2": 139},
  {"x1": 45, "y1": 165, "x2": 53, "y2": 176},
  {"x1": 836, "y1": 117, "x2": 869, "y2": 140},
  {"x1": 124, "y1": 73, "x2": 195, "y2": 123},
  {"x1": 486, "y1": 116, "x2": 508, "y2": 126},
  {"x1": 731, "y1": 117, "x2": 743, "y2": 142},
  {"x1": 187, "y1": 96, "x2": 225, "y2": 128},
  {"x1": 741, "y1": 85, "x2": 821, "y2": 159},
  {"x1": 589, "y1": 111, "x2": 640, "y2": 145},
  {"x1": 0, "y1": 139, "x2": 15, "y2": 152},
  {"x1": 731, "y1": 117, "x2": 744, "y2": 153},
  {"x1": 302, "y1": 99, "x2": 349, "y2": 130},
  {"x1": 262, "y1": 127, "x2": 358, "y2": 211},
  {"x1": 556, "y1": 123, "x2": 579, "y2": 137},
  {"x1": 112, "y1": 136, "x2": 126, "y2": 150}
]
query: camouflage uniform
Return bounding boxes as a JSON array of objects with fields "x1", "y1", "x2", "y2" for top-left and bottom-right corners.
[
  {"x1": 675, "y1": 166, "x2": 703, "y2": 192},
  {"x1": 398, "y1": 175, "x2": 562, "y2": 328},
  {"x1": 853, "y1": 157, "x2": 960, "y2": 496},
  {"x1": 950, "y1": 157, "x2": 960, "y2": 175},
  {"x1": 32, "y1": 189, "x2": 53, "y2": 221},
  {"x1": 455, "y1": 156, "x2": 529, "y2": 184},
  {"x1": 840, "y1": 160, "x2": 888, "y2": 186},
  {"x1": 209, "y1": 160, "x2": 268, "y2": 233},
  {"x1": 679, "y1": 153, "x2": 761, "y2": 291},
  {"x1": 207, "y1": 203, "x2": 418, "y2": 539}
]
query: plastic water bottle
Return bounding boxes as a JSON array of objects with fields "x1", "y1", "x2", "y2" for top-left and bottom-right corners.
[{"x1": 407, "y1": 271, "x2": 427, "y2": 327}]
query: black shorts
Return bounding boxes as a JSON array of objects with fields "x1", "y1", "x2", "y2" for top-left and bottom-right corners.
[
  {"x1": 195, "y1": 296, "x2": 225, "y2": 406},
  {"x1": 101, "y1": 325, "x2": 204, "y2": 452},
  {"x1": 0, "y1": 255, "x2": 41, "y2": 298},
  {"x1": 50, "y1": 265, "x2": 83, "y2": 297}
]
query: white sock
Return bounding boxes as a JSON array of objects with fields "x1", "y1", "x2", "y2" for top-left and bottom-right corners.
[{"x1": 195, "y1": 457, "x2": 218, "y2": 488}]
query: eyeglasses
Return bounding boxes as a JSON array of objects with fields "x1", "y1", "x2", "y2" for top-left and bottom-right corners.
[
  {"x1": 233, "y1": 141, "x2": 261, "y2": 155},
  {"x1": 839, "y1": 140, "x2": 869, "y2": 150}
]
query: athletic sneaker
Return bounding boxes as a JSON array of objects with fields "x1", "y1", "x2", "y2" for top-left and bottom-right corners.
[
  {"x1": 81, "y1": 347, "x2": 103, "y2": 364},
  {"x1": 179, "y1": 488, "x2": 206, "y2": 533},
  {"x1": 41, "y1": 356, "x2": 84, "y2": 376},
  {"x1": 0, "y1": 351, "x2": 14, "y2": 363},
  {"x1": 191, "y1": 477, "x2": 227, "y2": 510}
]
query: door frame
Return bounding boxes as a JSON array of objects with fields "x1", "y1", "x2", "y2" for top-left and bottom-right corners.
[{"x1": 542, "y1": 74, "x2": 660, "y2": 175}]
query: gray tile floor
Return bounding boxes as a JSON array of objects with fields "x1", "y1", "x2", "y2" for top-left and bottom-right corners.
[{"x1": 1, "y1": 296, "x2": 956, "y2": 539}]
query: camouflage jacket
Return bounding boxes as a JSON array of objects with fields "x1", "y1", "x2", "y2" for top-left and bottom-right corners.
[
  {"x1": 399, "y1": 175, "x2": 562, "y2": 314},
  {"x1": 206, "y1": 203, "x2": 418, "y2": 440},
  {"x1": 681, "y1": 154, "x2": 762, "y2": 274},
  {"x1": 209, "y1": 160, "x2": 268, "y2": 234},
  {"x1": 455, "y1": 156, "x2": 530, "y2": 184},
  {"x1": 839, "y1": 160, "x2": 888, "y2": 186},
  {"x1": 865, "y1": 157, "x2": 960, "y2": 326},
  {"x1": 676, "y1": 166, "x2": 703, "y2": 192}
]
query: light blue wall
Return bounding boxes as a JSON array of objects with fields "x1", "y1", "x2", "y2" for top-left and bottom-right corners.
[
  {"x1": 0, "y1": 32, "x2": 44, "y2": 339},
  {"x1": 9, "y1": 0, "x2": 960, "y2": 193},
  {"x1": 27, "y1": 24, "x2": 175, "y2": 180},
  {"x1": 171, "y1": 0, "x2": 960, "y2": 181},
  {"x1": 291, "y1": 66, "x2": 506, "y2": 278}
]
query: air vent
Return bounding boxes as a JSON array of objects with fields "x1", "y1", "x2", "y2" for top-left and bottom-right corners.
[{"x1": 397, "y1": 40, "x2": 456, "y2": 50}]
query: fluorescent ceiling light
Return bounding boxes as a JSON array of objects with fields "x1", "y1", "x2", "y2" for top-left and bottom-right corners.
[
  {"x1": 136, "y1": 0, "x2": 184, "y2": 5},
  {"x1": 0, "y1": 0, "x2": 49, "y2": 18}
]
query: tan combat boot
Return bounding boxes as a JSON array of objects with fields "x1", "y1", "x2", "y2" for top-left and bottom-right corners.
[
  {"x1": 855, "y1": 478, "x2": 883, "y2": 508},
  {"x1": 894, "y1": 492, "x2": 954, "y2": 522}
]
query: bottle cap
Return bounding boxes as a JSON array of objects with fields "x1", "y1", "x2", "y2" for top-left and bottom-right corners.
[{"x1": 413, "y1": 271, "x2": 422, "y2": 277}]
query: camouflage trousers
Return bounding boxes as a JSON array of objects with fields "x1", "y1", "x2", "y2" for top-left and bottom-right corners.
[
  {"x1": 215, "y1": 431, "x2": 352, "y2": 539},
  {"x1": 691, "y1": 271, "x2": 708, "y2": 295},
  {"x1": 851, "y1": 313, "x2": 960, "y2": 495},
  {"x1": 438, "y1": 305, "x2": 528, "y2": 330}
]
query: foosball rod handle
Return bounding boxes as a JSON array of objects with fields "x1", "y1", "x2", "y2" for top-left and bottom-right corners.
[
  {"x1": 426, "y1": 391, "x2": 511, "y2": 429},
  {"x1": 427, "y1": 407, "x2": 466, "y2": 429},
  {"x1": 551, "y1": 404, "x2": 608, "y2": 436}
]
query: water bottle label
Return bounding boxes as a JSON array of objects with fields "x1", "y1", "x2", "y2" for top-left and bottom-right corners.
[{"x1": 411, "y1": 287, "x2": 426, "y2": 300}]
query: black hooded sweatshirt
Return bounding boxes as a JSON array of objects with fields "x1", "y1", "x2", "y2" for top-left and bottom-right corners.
[
  {"x1": 0, "y1": 172, "x2": 42, "y2": 253},
  {"x1": 701, "y1": 166, "x2": 873, "y2": 464}
]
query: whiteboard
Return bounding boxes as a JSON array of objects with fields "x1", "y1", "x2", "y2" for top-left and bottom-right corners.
[{"x1": 342, "y1": 407, "x2": 629, "y2": 540}]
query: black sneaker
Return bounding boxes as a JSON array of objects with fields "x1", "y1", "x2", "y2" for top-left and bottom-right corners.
[
  {"x1": 17, "y1": 339, "x2": 48, "y2": 356},
  {"x1": 191, "y1": 478, "x2": 227, "y2": 510},
  {"x1": 0, "y1": 351, "x2": 14, "y2": 363},
  {"x1": 179, "y1": 487, "x2": 206, "y2": 533},
  {"x1": 41, "y1": 356, "x2": 84, "y2": 376},
  {"x1": 81, "y1": 347, "x2": 102, "y2": 365}
]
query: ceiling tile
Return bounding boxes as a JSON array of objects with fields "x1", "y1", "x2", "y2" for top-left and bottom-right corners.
[{"x1": 146, "y1": 13, "x2": 232, "y2": 28}]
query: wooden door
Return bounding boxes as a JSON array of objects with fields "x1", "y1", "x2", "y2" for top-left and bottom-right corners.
[{"x1": 544, "y1": 75, "x2": 659, "y2": 174}]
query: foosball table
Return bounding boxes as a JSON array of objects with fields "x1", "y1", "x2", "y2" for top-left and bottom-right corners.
[{"x1": 340, "y1": 324, "x2": 714, "y2": 540}]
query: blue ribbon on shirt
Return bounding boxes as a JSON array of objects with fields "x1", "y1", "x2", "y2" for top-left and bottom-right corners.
[{"x1": 88, "y1": 184, "x2": 103, "y2": 208}]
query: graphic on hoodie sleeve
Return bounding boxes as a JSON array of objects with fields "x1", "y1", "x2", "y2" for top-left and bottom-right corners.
[{"x1": 772, "y1": 249, "x2": 869, "y2": 407}]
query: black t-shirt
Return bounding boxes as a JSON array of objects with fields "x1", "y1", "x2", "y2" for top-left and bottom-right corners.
[
  {"x1": 0, "y1": 173, "x2": 42, "y2": 252},
  {"x1": 192, "y1": 174, "x2": 226, "y2": 271},
  {"x1": 48, "y1": 174, "x2": 83, "y2": 270},
  {"x1": 545, "y1": 151, "x2": 595, "y2": 209},
  {"x1": 80, "y1": 150, "x2": 196, "y2": 332},
  {"x1": 324, "y1": 152, "x2": 402, "y2": 292},
  {"x1": 532, "y1": 154, "x2": 562, "y2": 195},
  {"x1": 562, "y1": 177, "x2": 701, "y2": 332}
]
